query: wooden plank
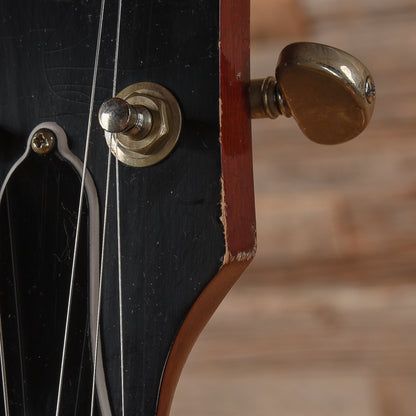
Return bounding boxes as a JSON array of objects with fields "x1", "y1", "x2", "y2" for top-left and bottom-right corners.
[
  {"x1": 251, "y1": 0, "x2": 308, "y2": 39},
  {"x1": 172, "y1": 284, "x2": 416, "y2": 415},
  {"x1": 301, "y1": 0, "x2": 416, "y2": 20},
  {"x1": 173, "y1": 369, "x2": 378, "y2": 416}
]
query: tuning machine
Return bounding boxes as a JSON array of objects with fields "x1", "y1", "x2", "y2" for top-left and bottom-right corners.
[
  {"x1": 98, "y1": 82, "x2": 182, "y2": 168},
  {"x1": 250, "y1": 42, "x2": 376, "y2": 144}
]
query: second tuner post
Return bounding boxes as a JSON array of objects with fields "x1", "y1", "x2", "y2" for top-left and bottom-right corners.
[{"x1": 98, "y1": 82, "x2": 182, "y2": 168}]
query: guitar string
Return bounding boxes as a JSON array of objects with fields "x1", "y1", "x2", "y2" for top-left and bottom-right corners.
[
  {"x1": 90, "y1": 0, "x2": 124, "y2": 414},
  {"x1": 0, "y1": 193, "x2": 18, "y2": 416},
  {"x1": 5, "y1": 189, "x2": 29, "y2": 415},
  {"x1": 8, "y1": 191, "x2": 28, "y2": 415},
  {"x1": 113, "y1": 0, "x2": 126, "y2": 412},
  {"x1": 54, "y1": 0, "x2": 107, "y2": 414},
  {"x1": 90, "y1": 136, "x2": 112, "y2": 416},
  {"x1": 115, "y1": 139, "x2": 126, "y2": 416},
  {"x1": 0, "y1": 318, "x2": 9, "y2": 416}
]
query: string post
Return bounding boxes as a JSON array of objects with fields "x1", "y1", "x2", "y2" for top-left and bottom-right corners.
[
  {"x1": 99, "y1": 97, "x2": 153, "y2": 140},
  {"x1": 98, "y1": 82, "x2": 182, "y2": 168}
]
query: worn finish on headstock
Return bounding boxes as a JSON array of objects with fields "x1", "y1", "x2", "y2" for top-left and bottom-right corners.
[{"x1": 0, "y1": 0, "x2": 254, "y2": 415}]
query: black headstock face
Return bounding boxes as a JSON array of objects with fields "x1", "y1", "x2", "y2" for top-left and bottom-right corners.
[{"x1": 0, "y1": 1, "x2": 254, "y2": 415}]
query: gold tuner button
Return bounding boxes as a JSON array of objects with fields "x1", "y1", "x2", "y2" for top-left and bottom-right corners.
[
  {"x1": 249, "y1": 42, "x2": 376, "y2": 145},
  {"x1": 98, "y1": 82, "x2": 182, "y2": 168}
]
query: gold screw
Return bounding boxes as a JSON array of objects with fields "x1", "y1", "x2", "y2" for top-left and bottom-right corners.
[{"x1": 31, "y1": 128, "x2": 56, "y2": 154}]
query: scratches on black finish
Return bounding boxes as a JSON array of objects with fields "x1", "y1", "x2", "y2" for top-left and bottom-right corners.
[
  {"x1": 5, "y1": 191, "x2": 27, "y2": 415},
  {"x1": 0, "y1": 1, "x2": 223, "y2": 414},
  {"x1": 0, "y1": 150, "x2": 95, "y2": 414}
]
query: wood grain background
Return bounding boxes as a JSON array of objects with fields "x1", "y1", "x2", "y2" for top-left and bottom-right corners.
[{"x1": 172, "y1": 0, "x2": 416, "y2": 414}]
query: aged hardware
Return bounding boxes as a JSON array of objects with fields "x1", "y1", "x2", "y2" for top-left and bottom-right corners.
[
  {"x1": 99, "y1": 98, "x2": 153, "y2": 140},
  {"x1": 98, "y1": 82, "x2": 182, "y2": 167},
  {"x1": 31, "y1": 128, "x2": 57, "y2": 154},
  {"x1": 250, "y1": 42, "x2": 376, "y2": 144}
]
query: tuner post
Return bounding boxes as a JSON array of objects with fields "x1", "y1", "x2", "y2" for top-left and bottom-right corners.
[
  {"x1": 249, "y1": 76, "x2": 291, "y2": 119},
  {"x1": 99, "y1": 97, "x2": 153, "y2": 140},
  {"x1": 98, "y1": 82, "x2": 182, "y2": 168}
]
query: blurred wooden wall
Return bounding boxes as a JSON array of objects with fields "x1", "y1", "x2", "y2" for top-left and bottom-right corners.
[{"x1": 172, "y1": 1, "x2": 416, "y2": 415}]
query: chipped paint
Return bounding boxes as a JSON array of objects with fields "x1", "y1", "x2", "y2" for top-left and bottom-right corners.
[
  {"x1": 219, "y1": 175, "x2": 257, "y2": 266},
  {"x1": 219, "y1": 175, "x2": 230, "y2": 265}
]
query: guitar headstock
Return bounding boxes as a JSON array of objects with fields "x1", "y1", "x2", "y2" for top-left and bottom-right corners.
[{"x1": 0, "y1": 1, "x2": 254, "y2": 414}]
